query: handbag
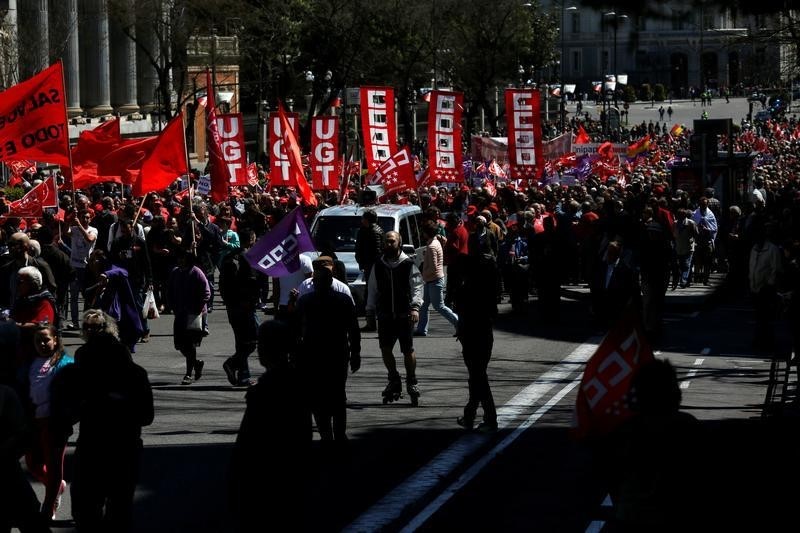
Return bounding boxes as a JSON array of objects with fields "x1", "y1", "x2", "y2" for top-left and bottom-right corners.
[
  {"x1": 142, "y1": 289, "x2": 160, "y2": 320},
  {"x1": 186, "y1": 313, "x2": 203, "y2": 332}
]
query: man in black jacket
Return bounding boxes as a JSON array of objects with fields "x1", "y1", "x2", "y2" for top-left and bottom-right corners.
[
  {"x1": 366, "y1": 231, "x2": 424, "y2": 405},
  {"x1": 220, "y1": 229, "x2": 261, "y2": 386},
  {"x1": 355, "y1": 210, "x2": 384, "y2": 331}
]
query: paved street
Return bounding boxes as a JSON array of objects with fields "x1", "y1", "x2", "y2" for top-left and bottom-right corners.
[{"x1": 32, "y1": 272, "x2": 797, "y2": 532}]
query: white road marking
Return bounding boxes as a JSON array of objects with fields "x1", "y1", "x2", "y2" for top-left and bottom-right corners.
[
  {"x1": 399, "y1": 377, "x2": 582, "y2": 533},
  {"x1": 680, "y1": 358, "x2": 706, "y2": 389},
  {"x1": 585, "y1": 520, "x2": 605, "y2": 533},
  {"x1": 344, "y1": 338, "x2": 601, "y2": 532},
  {"x1": 601, "y1": 494, "x2": 612, "y2": 507}
]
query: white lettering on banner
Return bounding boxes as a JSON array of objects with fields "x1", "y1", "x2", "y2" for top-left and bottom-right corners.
[
  {"x1": 313, "y1": 118, "x2": 336, "y2": 187},
  {"x1": 366, "y1": 89, "x2": 390, "y2": 163},
  {"x1": 216, "y1": 114, "x2": 246, "y2": 183},
  {"x1": 582, "y1": 330, "x2": 640, "y2": 409},
  {"x1": 434, "y1": 95, "x2": 456, "y2": 171},
  {"x1": 511, "y1": 92, "x2": 535, "y2": 167},
  {"x1": 256, "y1": 234, "x2": 298, "y2": 270},
  {"x1": 197, "y1": 175, "x2": 211, "y2": 195},
  {"x1": 573, "y1": 143, "x2": 627, "y2": 156},
  {"x1": 270, "y1": 115, "x2": 297, "y2": 183}
]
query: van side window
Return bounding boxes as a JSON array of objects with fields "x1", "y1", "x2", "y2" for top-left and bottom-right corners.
[
  {"x1": 399, "y1": 218, "x2": 412, "y2": 248},
  {"x1": 408, "y1": 214, "x2": 421, "y2": 248}
]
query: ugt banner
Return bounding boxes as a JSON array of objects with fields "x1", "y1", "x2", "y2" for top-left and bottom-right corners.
[
  {"x1": 0, "y1": 62, "x2": 69, "y2": 167},
  {"x1": 360, "y1": 86, "x2": 397, "y2": 174},
  {"x1": 504, "y1": 89, "x2": 543, "y2": 180},
  {"x1": 427, "y1": 90, "x2": 464, "y2": 183},
  {"x1": 216, "y1": 113, "x2": 247, "y2": 186},
  {"x1": 269, "y1": 111, "x2": 299, "y2": 186},
  {"x1": 310, "y1": 116, "x2": 339, "y2": 190}
]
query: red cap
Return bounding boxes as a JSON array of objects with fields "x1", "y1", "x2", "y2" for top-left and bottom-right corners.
[
  {"x1": 460, "y1": 185, "x2": 470, "y2": 192},
  {"x1": 466, "y1": 205, "x2": 478, "y2": 216}
]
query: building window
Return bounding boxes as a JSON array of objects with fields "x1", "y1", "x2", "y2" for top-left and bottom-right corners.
[
  {"x1": 572, "y1": 50, "x2": 582, "y2": 74},
  {"x1": 571, "y1": 12, "x2": 580, "y2": 33},
  {"x1": 634, "y1": 15, "x2": 646, "y2": 31}
]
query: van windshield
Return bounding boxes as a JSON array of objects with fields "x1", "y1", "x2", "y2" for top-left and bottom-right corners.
[{"x1": 312, "y1": 216, "x2": 394, "y2": 252}]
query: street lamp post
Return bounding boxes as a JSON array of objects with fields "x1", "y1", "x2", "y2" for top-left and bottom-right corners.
[
  {"x1": 604, "y1": 12, "x2": 628, "y2": 106},
  {"x1": 559, "y1": 3, "x2": 578, "y2": 132}
]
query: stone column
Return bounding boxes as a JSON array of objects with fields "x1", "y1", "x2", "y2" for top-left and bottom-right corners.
[
  {"x1": 109, "y1": 0, "x2": 138, "y2": 113},
  {"x1": 79, "y1": 0, "x2": 112, "y2": 116},
  {"x1": 135, "y1": 0, "x2": 158, "y2": 112},
  {"x1": 51, "y1": 0, "x2": 82, "y2": 116},
  {"x1": 0, "y1": 0, "x2": 19, "y2": 89},
  {"x1": 17, "y1": 0, "x2": 49, "y2": 79}
]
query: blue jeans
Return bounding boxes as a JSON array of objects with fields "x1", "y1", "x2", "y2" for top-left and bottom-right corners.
[
  {"x1": 678, "y1": 252, "x2": 693, "y2": 287},
  {"x1": 416, "y1": 278, "x2": 458, "y2": 335}
]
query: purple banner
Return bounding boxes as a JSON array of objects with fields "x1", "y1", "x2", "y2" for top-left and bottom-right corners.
[{"x1": 245, "y1": 208, "x2": 315, "y2": 277}]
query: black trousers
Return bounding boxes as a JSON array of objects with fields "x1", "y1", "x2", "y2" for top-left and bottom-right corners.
[{"x1": 460, "y1": 328, "x2": 496, "y2": 424}]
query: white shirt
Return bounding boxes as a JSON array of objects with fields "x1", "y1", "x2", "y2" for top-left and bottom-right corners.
[
  {"x1": 278, "y1": 254, "x2": 314, "y2": 305},
  {"x1": 297, "y1": 277, "x2": 353, "y2": 303},
  {"x1": 70, "y1": 225, "x2": 98, "y2": 269}
]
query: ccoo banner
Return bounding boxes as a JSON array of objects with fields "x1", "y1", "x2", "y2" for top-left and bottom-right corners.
[
  {"x1": 504, "y1": 88, "x2": 543, "y2": 180},
  {"x1": 310, "y1": 116, "x2": 339, "y2": 190},
  {"x1": 0, "y1": 61, "x2": 69, "y2": 167},
  {"x1": 427, "y1": 90, "x2": 464, "y2": 183},
  {"x1": 216, "y1": 113, "x2": 247, "y2": 186},
  {"x1": 269, "y1": 111, "x2": 299, "y2": 186},
  {"x1": 360, "y1": 86, "x2": 397, "y2": 174}
]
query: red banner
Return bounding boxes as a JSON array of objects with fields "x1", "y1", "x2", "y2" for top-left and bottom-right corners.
[
  {"x1": 372, "y1": 148, "x2": 415, "y2": 197},
  {"x1": 206, "y1": 69, "x2": 230, "y2": 203},
  {"x1": 215, "y1": 113, "x2": 247, "y2": 186},
  {"x1": 573, "y1": 312, "x2": 654, "y2": 439},
  {"x1": 360, "y1": 86, "x2": 396, "y2": 174},
  {"x1": 269, "y1": 111, "x2": 299, "y2": 186},
  {"x1": 6, "y1": 175, "x2": 57, "y2": 217},
  {"x1": 134, "y1": 114, "x2": 188, "y2": 197},
  {"x1": 246, "y1": 162, "x2": 259, "y2": 187},
  {"x1": 0, "y1": 62, "x2": 69, "y2": 167},
  {"x1": 277, "y1": 104, "x2": 316, "y2": 206},
  {"x1": 5, "y1": 159, "x2": 36, "y2": 177},
  {"x1": 310, "y1": 116, "x2": 339, "y2": 190},
  {"x1": 427, "y1": 90, "x2": 463, "y2": 183},
  {"x1": 505, "y1": 89, "x2": 543, "y2": 180}
]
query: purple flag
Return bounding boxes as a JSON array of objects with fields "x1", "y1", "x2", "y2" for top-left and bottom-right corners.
[{"x1": 245, "y1": 208, "x2": 315, "y2": 277}]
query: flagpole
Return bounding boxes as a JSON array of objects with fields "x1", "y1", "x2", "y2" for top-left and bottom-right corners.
[
  {"x1": 131, "y1": 194, "x2": 147, "y2": 227},
  {"x1": 180, "y1": 110, "x2": 198, "y2": 256},
  {"x1": 57, "y1": 59, "x2": 77, "y2": 207}
]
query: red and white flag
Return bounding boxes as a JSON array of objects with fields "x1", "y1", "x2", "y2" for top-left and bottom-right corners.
[
  {"x1": 0, "y1": 62, "x2": 69, "y2": 167},
  {"x1": 427, "y1": 90, "x2": 464, "y2": 183},
  {"x1": 6, "y1": 175, "x2": 58, "y2": 217},
  {"x1": 269, "y1": 111, "x2": 300, "y2": 186},
  {"x1": 573, "y1": 310, "x2": 654, "y2": 439},
  {"x1": 360, "y1": 86, "x2": 397, "y2": 173},
  {"x1": 5, "y1": 160, "x2": 36, "y2": 178},
  {"x1": 488, "y1": 159, "x2": 506, "y2": 178},
  {"x1": 246, "y1": 162, "x2": 259, "y2": 186},
  {"x1": 206, "y1": 68, "x2": 232, "y2": 203},
  {"x1": 372, "y1": 148, "x2": 415, "y2": 197},
  {"x1": 505, "y1": 89, "x2": 543, "y2": 180},
  {"x1": 310, "y1": 116, "x2": 339, "y2": 190}
]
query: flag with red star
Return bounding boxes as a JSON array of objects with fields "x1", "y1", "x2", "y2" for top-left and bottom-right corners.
[{"x1": 371, "y1": 147, "x2": 416, "y2": 196}]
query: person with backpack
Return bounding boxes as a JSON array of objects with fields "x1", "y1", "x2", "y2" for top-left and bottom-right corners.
[{"x1": 220, "y1": 229, "x2": 261, "y2": 386}]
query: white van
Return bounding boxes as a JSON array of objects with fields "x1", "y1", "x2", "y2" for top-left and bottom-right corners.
[{"x1": 308, "y1": 204, "x2": 426, "y2": 310}]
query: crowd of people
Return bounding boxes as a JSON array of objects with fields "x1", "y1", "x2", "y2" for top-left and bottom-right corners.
[{"x1": 2, "y1": 103, "x2": 800, "y2": 529}]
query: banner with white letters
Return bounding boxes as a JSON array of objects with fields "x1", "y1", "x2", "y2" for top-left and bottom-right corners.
[
  {"x1": 360, "y1": 86, "x2": 397, "y2": 174},
  {"x1": 268, "y1": 112, "x2": 299, "y2": 185},
  {"x1": 504, "y1": 89, "x2": 543, "y2": 180},
  {"x1": 216, "y1": 113, "x2": 247, "y2": 186},
  {"x1": 427, "y1": 90, "x2": 464, "y2": 183},
  {"x1": 310, "y1": 116, "x2": 339, "y2": 190}
]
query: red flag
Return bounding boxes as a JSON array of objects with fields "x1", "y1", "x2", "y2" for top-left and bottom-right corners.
[
  {"x1": 0, "y1": 62, "x2": 69, "y2": 167},
  {"x1": 6, "y1": 175, "x2": 58, "y2": 217},
  {"x1": 573, "y1": 311, "x2": 654, "y2": 439},
  {"x1": 575, "y1": 125, "x2": 590, "y2": 144},
  {"x1": 597, "y1": 141, "x2": 615, "y2": 161},
  {"x1": 416, "y1": 167, "x2": 432, "y2": 189},
  {"x1": 206, "y1": 69, "x2": 231, "y2": 203},
  {"x1": 96, "y1": 135, "x2": 158, "y2": 185},
  {"x1": 4, "y1": 159, "x2": 37, "y2": 178},
  {"x1": 70, "y1": 118, "x2": 122, "y2": 189},
  {"x1": 277, "y1": 103, "x2": 317, "y2": 206},
  {"x1": 134, "y1": 114, "x2": 188, "y2": 197},
  {"x1": 372, "y1": 147, "x2": 416, "y2": 197},
  {"x1": 489, "y1": 159, "x2": 507, "y2": 178},
  {"x1": 247, "y1": 162, "x2": 259, "y2": 187},
  {"x1": 483, "y1": 178, "x2": 496, "y2": 197}
]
